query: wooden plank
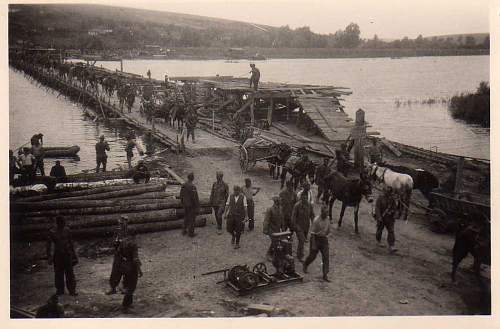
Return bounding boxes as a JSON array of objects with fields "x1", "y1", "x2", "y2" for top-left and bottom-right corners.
[{"x1": 379, "y1": 138, "x2": 402, "y2": 157}]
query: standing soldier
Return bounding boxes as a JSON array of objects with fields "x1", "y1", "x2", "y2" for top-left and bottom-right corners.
[
  {"x1": 106, "y1": 215, "x2": 130, "y2": 295},
  {"x1": 249, "y1": 63, "x2": 260, "y2": 91},
  {"x1": 209, "y1": 171, "x2": 229, "y2": 235},
  {"x1": 241, "y1": 178, "x2": 261, "y2": 231},
  {"x1": 19, "y1": 147, "x2": 35, "y2": 184},
  {"x1": 263, "y1": 196, "x2": 284, "y2": 259},
  {"x1": 117, "y1": 234, "x2": 143, "y2": 312},
  {"x1": 147, "y1": 69, "x2": 151, "y2": 79},
  {"x1": 95, "y1": 135, "x2": 110, "y2": 173},
  {"x1": 223, "y1": 185, "x2": 248, "y2": 249},
  {"x1": 279, "y1": 180, "x2": 297, "y2": 231},
  {"x1": 46, "y1": 216, "x2": 78, "y2": 296},
  {"x1": 31, "y1": 134, "x2": 45, "y2": 176},
  {"x1": 303, "y1": 206, "x2": 331, "y2": 282},
  {"x1": 367, "y1": 138, "x2": 383, "y2": 164},
  {"x1": 185, "y1": 106, "x2": 198, "y2": 143},
  {"x1": 125, "y1": 134, "x2": 144, "y2": 170},
  {"x1": 180, "y1": 173, "x2": 200, "y2": 237},
  {"x1": 375, "y1": 186, "x2": 399, "y2": 253},
  {"x1": 315, "y1": 158, "x2": 331, "y2": 203},
  {"x1": 291, "y1": 191, "x2": 315, "y2": 262}
]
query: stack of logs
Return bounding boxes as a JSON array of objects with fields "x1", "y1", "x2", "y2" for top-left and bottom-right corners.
[{"x1": 11, "y1": 181, "x2": 212, "y2": 241}]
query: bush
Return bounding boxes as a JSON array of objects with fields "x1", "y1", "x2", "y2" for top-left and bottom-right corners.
[{"x1": 449, "y1": 81, "x2": 490, "y2": 127}]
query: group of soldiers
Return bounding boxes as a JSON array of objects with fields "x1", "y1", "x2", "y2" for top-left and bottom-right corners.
[{"x1": 9, "y1": 134, "x2": 68, "y2": 186}]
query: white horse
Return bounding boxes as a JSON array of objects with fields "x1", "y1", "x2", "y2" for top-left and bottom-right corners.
[{"x1": 367, "y1": 163, "x2": 414, "y2": 221}]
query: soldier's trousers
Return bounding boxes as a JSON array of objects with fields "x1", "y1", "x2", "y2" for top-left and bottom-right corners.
[
  {"x1": 212, "y1": 206, "x2": 225, "y2": 230},
  {"x1": 183, "y1": 208, "x2": 197, "y2": 235},
  {"x1": 304, "y1": 236, "x2": 330, "y2": 276},
  {"x1": 122, "y1": 266, "x2": 139, "y2": 308},
  {"x1": 295, "y1": 230, "x2": 306, "y2": 260},
  {"x1": 54, "y1": 255, "x2": 76, "y2": 294},
  {"x1": 109, "y1": 255, "x2": 123, "y2": 289},
  {"x1": 376, "y1": 217, "x2": 396, "y2": 246}
]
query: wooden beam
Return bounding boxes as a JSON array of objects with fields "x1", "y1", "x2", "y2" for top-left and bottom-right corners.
[
  {"x1": 268, "y1": 97, "x2": 274, "y2": 126},
  {"x1": 454, "y1": 157, "x2": 465, "y2": 193},
  {"x1": 232, "y1": 97, "x2": 253, "y2": 120}
]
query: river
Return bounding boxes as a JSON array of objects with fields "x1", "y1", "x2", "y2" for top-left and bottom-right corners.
[{"x1": 9, "y1": 55, "x2": 489, "y2": 174}]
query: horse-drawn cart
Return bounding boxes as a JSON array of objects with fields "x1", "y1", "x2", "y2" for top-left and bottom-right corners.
[
  {"x1": 239, "y1": 137, "x2": 283, "y2": 172},
  {"x1": 427, "y1": 191, "x2": 490, "y2": 233}
]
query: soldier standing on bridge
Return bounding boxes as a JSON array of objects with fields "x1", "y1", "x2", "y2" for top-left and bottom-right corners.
[
  {"x1": 95, "y1": 135, "x2": 110, "y2": 173},
  {"x1": 249, "y1": 63, "x2": 260, "y2": 91}
]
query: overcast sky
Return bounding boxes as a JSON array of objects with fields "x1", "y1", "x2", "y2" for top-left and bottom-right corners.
[{"x1": 105, "y1": 0, "x2": 490, "y2": 39}]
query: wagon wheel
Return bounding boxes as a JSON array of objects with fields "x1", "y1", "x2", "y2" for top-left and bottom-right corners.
[
  {"x1": 239, "y1": 272, "x2": 260, "y2": 291},
  {"x1": 428, "y1": 208, "x2": 449, "y2": 233},
  {"x1": 239, "y1": 146, "x2": 250, "y2": 172},
  {"x1": 253, "y1": 262, "x2": 267, "y2": 274},
  {"x1": 228, "y1": 265, "x2": 248, "y2": 283}
]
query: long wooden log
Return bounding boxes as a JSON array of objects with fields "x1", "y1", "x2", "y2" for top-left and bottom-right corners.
[
  {"x1": 16, "y1": 183, "x2": 161, "y2": 202},
  {"x1": 11, "y1": 207, "x2": 213, "y2": 233},
  {"x1": 13, "y1": 218, "x2": 207, "y2": 241},
  {"x1": 13, "y1": 198, "x2": 212, "y2": 216},
  {"x1": 54, "y1": 178, "x2": 180, "y2": 192},
  {"x1": 42, "y1": 184, "x2": 167, "y2": 202}
]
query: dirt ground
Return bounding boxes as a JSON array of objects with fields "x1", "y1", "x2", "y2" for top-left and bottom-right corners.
[{"x1": 10, "y1": 147, "x2": 490, "y2": 317}]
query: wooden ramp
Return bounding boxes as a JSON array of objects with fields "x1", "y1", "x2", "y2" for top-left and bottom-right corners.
[{"x1": 296, "y1": 95, "x2": 353, "y2": 142}]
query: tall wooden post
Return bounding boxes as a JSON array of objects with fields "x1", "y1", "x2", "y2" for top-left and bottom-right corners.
[
  {"x1": 454, "y1": 157, "x2": 465, "y2": 193},
  {"x1": 352, "y1": 109, "x2": 366, "y2": 170},
  {"x1": 286, "y1": 97, "x2": 290, "y2": 121},
  {"x1": 250, "y1": 94, "x2": 255, "y2": 126},
  {"x1": 267, "y1": 96, "x2": 274, "y2": 127},
  {"x1": 120, "y1": 59, "x2": 123, "y2": 72}
]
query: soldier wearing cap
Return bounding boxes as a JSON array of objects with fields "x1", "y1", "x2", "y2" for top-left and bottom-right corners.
[
  {"x1": 95, "y1": 135, "x2": 110, "y2": 173},
  {"x1": 263, "y1": 196, "x2": 284, "y2": 258},
  {"x1": 180, "y1": 172, "x2": 200, "y2": 237},
  {"x1": 291, "y1": 191, "x2": 315, "y2": 262},
  {"x1": 209, "y1": 171, "x2": 229, "y2": 234},
  {"x1": 374, "y1": 186, "x2": 399, "y2": 253},
  {"x1": 106, "y1": 215, "x2": 130, "y2": 295}
]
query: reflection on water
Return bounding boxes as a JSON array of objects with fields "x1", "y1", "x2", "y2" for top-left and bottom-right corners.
[
  {"x1": 10, "y1": 55, "x2": 490, "y2": 177},
  {"x1": 9, "y1": 69, "x2": 155, "y2": 174}
]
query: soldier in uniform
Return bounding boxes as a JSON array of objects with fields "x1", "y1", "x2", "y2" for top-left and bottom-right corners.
[
  {"x1": 263, "y1": 196, "x2": 284, "y2": 258},
  {"x1": 249, "y1": 63, "x2": 260, "y2": 91},
  {"x1": 209, "y1": 171, "x2": 229, "y2": 234},
  {"x1": 46, "y1": 216, "x2": 78, "y2": 296},
  {"x1": 131, "y1": 160, "x2": 151, "y2": 184},
  {"x1": 117, "y1": 234, "x2": 143, "y2": 311},
  {"x1": 315, "y1": 157, "x2": 331, "y2": 203},
  {"x1": 279, "y1": 180, "x2": 297, "y2": 231},
  {"x1": 291, "y1": 191, "x2": 315, "y2": 262},
  {"x1": 303, "y1": 206, "x2": 331, "y2": 282},
  {"x1": 180, "y1": 172, "x2": 200, "y2": 237},
  {"x1": 223, "y1": 185, "x2": 248, "y2": 249},
  {"x1": 106, "y1": 215, "x2": 130, "y2": 295},
  {"x1": 95, "y1": 135, "x2": 110, "y2": 173},
  {"x1": 375, "y1": 186, "x2": 399, "y2": 253}
]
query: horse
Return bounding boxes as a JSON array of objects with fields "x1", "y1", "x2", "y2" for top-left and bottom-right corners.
[
  {"x1": 380, "y1": 163, "x2": 439, "y2": 204},
  {"x1": 367, "y1": 163, "x2": 414, "y2": 221},
  {"x1": 280, "y1": 155, "x2": 316, "y2": 190},
  {"x1": 324, "y1": 171, "x2": 373, "y2": 234}
]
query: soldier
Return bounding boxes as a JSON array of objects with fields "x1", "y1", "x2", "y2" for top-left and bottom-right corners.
[
  {"x1": 263, "y1": 196, "x2": 284, "y2": 259},
  {"x1": 31, "y1": 133, "x2": 45, "y2": 176},
  {"x1": 279, "y1": 180, "x2": 297, "y2": 231},
  {"x1": 106, "y1": 215, "x2": 130, "y2": 295},
  {"x1": 117, "y1": 234, "x2": 143, "y2": 311},
  {"x1": 95, "y1": 135, "x2": 110, "y2": 173},
  {"x1": 291, "y1": 191, "x2": 315, "y2": 262},
  {"x1": 315, "y1": 157, "x2": 331, "y2": 203},
  {"x1": 375, "y1": 186, "x2": 399, "y2": 253},
  {"x1": 303, "y1": 206, "x2": 331, "y2": 282},
  {"x1": 46, "y1": 216, "x2": 78, "y2": 296},
  {"x1": 180, "y1": 172, "x2": 200, "y2": 237},
  {"x1": 367, "y1": 138, "x2": 383, "y2": 164},
  {"x1": 241, "y1": 178, "x2": 260, "y2": 231},
  {"x1": 131, "y1": 160, "x2": 150, "y2": 184},
  {"x1": 185, "y1": 106, "x2": 198, "y2": 143},
  {"x1": 223, "y1": 185, "x2": 248, "y2": 249},
  {"x1": 209, "y1": 171, "x2": 229, "y2": 234},
  {"x1": 249, "y1": 63, "x2": 260, "y2": 91},
  {"x1": 49, "y1": 160, "x2": 67, "y2": 183}
]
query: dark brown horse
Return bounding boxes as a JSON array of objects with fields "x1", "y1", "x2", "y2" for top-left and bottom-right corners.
[{"x1": 324, "y1": 171, "x2": 373, "y2": 234}]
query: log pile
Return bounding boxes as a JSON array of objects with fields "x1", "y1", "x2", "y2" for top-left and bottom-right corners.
[{"x1": 11, "y1": 179, "x2": 212, "y2": 241}]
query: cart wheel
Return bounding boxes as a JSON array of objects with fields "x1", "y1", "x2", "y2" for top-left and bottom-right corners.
[
  {"x1": 239, "y1": 147, "x2": 249, "y2": 172},
  {"x1": 228, "y1": 265, "x2": 248, "y2": 283},
  {"x1": 428, "y1": 208, "x2": 448, "y2": 233},
  {"x1": 239, "y1": 272, "x2": 259, "y2": 291},
  {"x1": 253, "y1": 262, "x2": 267, "y2": 274}
]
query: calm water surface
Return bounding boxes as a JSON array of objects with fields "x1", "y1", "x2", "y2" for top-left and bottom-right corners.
[{"x1": 10, "y1": 55, "x2": 489, "y2": 174}]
